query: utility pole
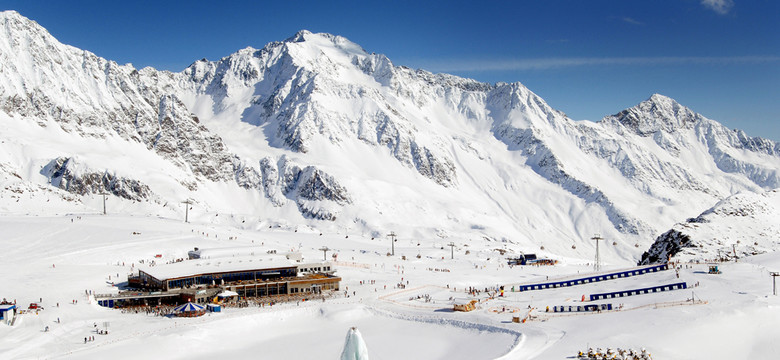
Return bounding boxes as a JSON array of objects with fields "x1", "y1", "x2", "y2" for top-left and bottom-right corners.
[
  {"x1": 319, "y1": 246, "x2": 330, "y2": 261},
  {"x1": 387, "y1": 231, "x2": 397, "y2": 256},
  {"x1": 182, "y1": 199, "x2": 193, "y2": 223},
  {"x1": 592, "y1": 234, "x2": 604, "y2": 272},
  {"x1": 98, "y1": 192, "x2": 109, "y2": 215},
  {"x1": 771, "y1": 272, "x2": 779, "y2": 296},
  {"x1": 448, "y1": 242, "x2": 456, "y2": 259}
]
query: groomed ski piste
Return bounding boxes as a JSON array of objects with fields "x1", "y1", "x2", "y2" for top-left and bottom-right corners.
[{"x1": 2, "y1": 213, "x2": 780, "y2": 359}]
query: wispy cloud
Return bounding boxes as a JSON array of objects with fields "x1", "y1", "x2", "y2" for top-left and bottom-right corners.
[
  {"x1": 414, "y1": 56, "x2": 780, "y2": 72},
  {"x1": 701, "y1": 0, "x2": 734, "y2": 14},
  {"x1": 621, "y1": 17, "x2": 643, "y2": 25}
]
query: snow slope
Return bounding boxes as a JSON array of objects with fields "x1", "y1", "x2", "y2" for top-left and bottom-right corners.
[{"x1": 2, "y1": 214, "x2": 780, "y2": 359}]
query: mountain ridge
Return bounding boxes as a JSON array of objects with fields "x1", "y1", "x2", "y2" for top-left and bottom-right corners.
[{"x1": 1, "y1": 10, "x2": 778, "y2": 264}]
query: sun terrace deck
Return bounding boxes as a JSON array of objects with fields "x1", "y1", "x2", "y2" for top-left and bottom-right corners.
[{"x1": 102, "y1": 272, "x2": 340, "y2": 308}]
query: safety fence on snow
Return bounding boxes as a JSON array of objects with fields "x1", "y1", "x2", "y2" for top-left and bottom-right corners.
[
  {"x1": 516, "y1": 264, "x2": 669, "y2": 292},
  {"x1": 551, "y1": 303, "x2": 613, "y2": 312},
  {"x1": 588, "y1": 282, "x2": 687, "y2": 301}
]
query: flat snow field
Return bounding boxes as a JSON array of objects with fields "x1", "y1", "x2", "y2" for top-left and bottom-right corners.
[{"x1": 1, "y1": 214, "x2": 780, "y2": 359}]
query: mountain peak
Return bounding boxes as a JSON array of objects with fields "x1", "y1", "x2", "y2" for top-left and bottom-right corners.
[
  {"x1": 284, "y1": 29, "x2": 343, "y2": 46},
  {"x1": 647, "y1": 93, "x2": 676, "y2": 106},
  {"x1": 0, "y1": 9, "x2": 49, "y2": 37},
  {"x1": 0, "y1": 9, "x2": 18, "y2": 16},
  {"x1": 282, "y1": 30, "x2": 367, "y2": 57},
  {"x1": 0, "y1": 9, "x2": 23, "y2": 20},
  {"x1": 286, "y1": 29, "x2": 313, "y2": 43},
  {"x1": 605, "y1": 94, "x2": 702, "y2": 136}
]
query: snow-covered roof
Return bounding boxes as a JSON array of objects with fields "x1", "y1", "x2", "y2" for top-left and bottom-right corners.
[
  {"x1": 217, "y1": 290, "x2": 239, "y2": 297},
  {"x1": 140, "y1": 256, "x2": 297, "y2": 281},
  {"x1": 188, "y1": 246, "x2": 270, "y2": 258}
]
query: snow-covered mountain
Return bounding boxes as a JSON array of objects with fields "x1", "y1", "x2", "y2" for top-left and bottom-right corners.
[
  {"x1": 1, "y1": 10, "x2": 778, "y2": 263},
  {"x1": 639, "y1": 189, "x2": 780, "y2": 264}
]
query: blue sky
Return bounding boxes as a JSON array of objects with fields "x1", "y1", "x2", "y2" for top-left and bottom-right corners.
[{"x1": 3, "y1": 0, "x2": 779, "y2": 140}]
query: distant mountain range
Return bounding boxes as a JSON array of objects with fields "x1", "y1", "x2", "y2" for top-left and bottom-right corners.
[{"x1": 1, "y1": 10, "x2": 778, "y2": 263}]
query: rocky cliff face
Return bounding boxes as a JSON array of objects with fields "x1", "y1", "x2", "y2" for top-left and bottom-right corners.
[
  {"x1": 257, "y1": 156, "x2": 351, "y2": 220},
  {"x1": 639, "y1": 230, "x2": 694, "y2": 264},
  {"x1": 41, "y1": 157, "x2": 153, "y2": 201}
]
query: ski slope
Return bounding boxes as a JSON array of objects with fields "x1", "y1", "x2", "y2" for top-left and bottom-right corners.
[{"x1": 1, "y1": 214, "x2": 780, "y2": 359}]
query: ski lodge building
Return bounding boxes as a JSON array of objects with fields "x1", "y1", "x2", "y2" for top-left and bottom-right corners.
[{"x1": 98, "y1": 251, "x2": 340, "y2": 308}]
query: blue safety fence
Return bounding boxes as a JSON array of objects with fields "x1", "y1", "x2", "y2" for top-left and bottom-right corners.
[
  {"x1": 551, "y1": 304, "x2": 612, "y2": 312},
  {"x1": 97, "y1": 300, "x2": 115, "y2": 308},
  {"x1": 589, "y1": 282, "x2": 687, "y2": 301},
  {"x1": 517, "y1": 264, "x2": 669, "y2": 292}
]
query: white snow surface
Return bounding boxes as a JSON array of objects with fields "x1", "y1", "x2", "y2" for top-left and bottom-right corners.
[
  {"x1": 1, "y1": 10, "x2": 780, "y2": 359},
  {"x1": 139, "y1": 255, "x2": 295, "y2": 280},
  {"x1": 1, "y1": 214, "x2": 780, "y2": 359}
]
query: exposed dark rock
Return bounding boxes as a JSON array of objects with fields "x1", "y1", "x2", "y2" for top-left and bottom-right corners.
[
  {"x1": 638, "y1": 230, "x2": 694, "y2": 265},
  {"x1": 41, "y1": 157, "x2": 153, "y2": 201}
]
